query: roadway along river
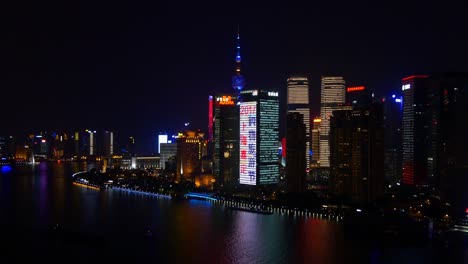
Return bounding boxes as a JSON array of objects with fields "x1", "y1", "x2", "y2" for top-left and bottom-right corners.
[{"x1": 0, "y1": 162, "x2": 466, "y2": 263}]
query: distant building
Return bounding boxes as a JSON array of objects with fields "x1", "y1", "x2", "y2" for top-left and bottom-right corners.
[
  {"x1": 287, "y1": 76, "x2": 311, "y2": 168},
  {"x1": 239, "y1": 89, "x2": 280, "y2": 185},
  {"x1": 176, "y1": 130, "x2": 205, "y2": 182},
  {"x1": 212, "y1": 94, "x2": 239, "y2": 190},
  {"x1": 103, "y1": 131, "x2": 114, "y2": 156},
  {"x1": 286, "y1": 112, "x2": 306, "y2": 193},
  {"x1": 320, "y1": 76, "x2": 346, "y2": 168},
  {"x1": 160, "y1": 142, "x2": 177, "y2": 170},
  {"x1": 381, "y1": 93, "x2": 403, "y2": 185},
  {"x1": 346, "y1": 85, "x2": 372, "y2": 110},
  {"x1": 127, "y1": 136, "x2": 135, "y2": 157},
  {"x1": 311, "y1": 118, "x2": 321, "y2": 167},
  {"x1": 158, "y1": 134, "x2": 168, "y2": 154},
  {"x1": 433, "y1": 73, "x2": 468, "y2": 213},
  {"x1": 329, "y1": 104, "x2": 384, "y2": 205}
]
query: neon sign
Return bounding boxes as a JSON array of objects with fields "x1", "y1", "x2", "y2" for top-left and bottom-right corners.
[
  {"x1": 216, "y1": 95, "x2": 235, "y2": 106},
  {"x1": 239, "y1": 101, "x2": 257, "y2": 185},
  {"x1": 346, "y1": 86, "x2": 366, "y2": 92}
]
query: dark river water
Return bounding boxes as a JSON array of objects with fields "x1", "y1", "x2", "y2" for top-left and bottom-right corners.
[{"x1": 1, "y1": 162, "x2": 467, "y2": 263}]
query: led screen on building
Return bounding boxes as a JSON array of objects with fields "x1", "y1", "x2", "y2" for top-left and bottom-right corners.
[{"x1": 239, "y1": 101, "x2": 257, "y2": 185}]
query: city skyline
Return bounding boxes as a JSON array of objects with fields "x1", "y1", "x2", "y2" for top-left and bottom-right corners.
[{"x1": 2, "y1": 2, "x2": 467, "y2": 140}]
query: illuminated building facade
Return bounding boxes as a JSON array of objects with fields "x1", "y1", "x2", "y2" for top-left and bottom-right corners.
[
  {"x1": 212, "y1": 94, "x2": 239, "y2": 190},
  {"x1": 286, "y1": 112, "x2": 306, "y2": 193},
  {"x1": 287, "y1": 76, "x2": 311, "y2": 168},
  {"x1": 176, "y1": 130, "x2": 205, "y2": 182},
  {"x1": 311, "y1": 118, "x2": 321, "y2": 167},
  {"x1": 401, "y1": 75, "x2": 433, "y2": 185},
  {"x1": 239, "y1": 90, "x2": 279, "y2": 185},
  {"x1": 320, "y1": 76, "x2": 346, "y2": 168},
  {"x1": 329, "y1": 104, "x2": 384, "y2": 205}
]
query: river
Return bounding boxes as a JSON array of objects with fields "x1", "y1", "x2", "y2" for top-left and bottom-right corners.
[{"x1": 0, "y1": 162, "x2": 466, "y2": 263}]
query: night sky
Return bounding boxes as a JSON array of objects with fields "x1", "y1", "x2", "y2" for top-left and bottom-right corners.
[{"x1": 2, "y1": 1, "x2": 467, "y2": 151}]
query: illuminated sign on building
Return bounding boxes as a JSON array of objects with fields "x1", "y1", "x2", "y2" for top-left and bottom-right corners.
[
  {"x1": 402, "y1": 84, "x2": 411, "y2": 91},
  {"x1": 346, "y1": 86, "x2": 366, "y2": 92},
  {"x1": 267, "y1": 91, "x2": 278, "y2": 97},
  {"x1": 239, "y1": 101, "x2": 257, "y2": 185},
  {"x1": 216, "y1": 95, "x2": 235, "y2": 106}
]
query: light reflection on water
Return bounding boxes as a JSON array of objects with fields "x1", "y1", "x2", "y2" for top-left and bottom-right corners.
[{"x1": 0, "y1": 162, "x2": 466, "y2": 263}]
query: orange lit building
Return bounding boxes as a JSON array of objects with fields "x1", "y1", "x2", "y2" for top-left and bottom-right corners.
[{"x1": 176, "y1": 130, "x2": 205, "y2": 182}]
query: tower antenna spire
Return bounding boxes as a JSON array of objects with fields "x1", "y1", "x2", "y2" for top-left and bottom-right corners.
[{"x1": 232, "y1": 25, "x2": 245, "y2": 92}]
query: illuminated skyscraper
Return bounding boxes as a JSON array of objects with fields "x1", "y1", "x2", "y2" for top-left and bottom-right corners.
[
  {"x1": 401, "y1": 75, "x2": 432, "y2": 186},
  {"x1": 287, "y1": 76, "x2": 311, "y2": 168},
  {"x1": 320, "y1": 76, "x2": 346, "y2": 167},
  {"x1": 239, "y1": 90, "x2": 279, "y2": 185},
  {"x1": 212, "y1": 94, "x2": 239, "y2": 190},
  {"x1": 311, "y1": 118, "x2": 321, "y2": 166}
]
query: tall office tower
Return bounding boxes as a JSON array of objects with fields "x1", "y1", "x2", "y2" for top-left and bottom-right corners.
[
  {"x1": 81, "y1": 130, "x2": 97, "y2": 156},
  {"x1": 401, "y1": 75, "x2": 435, "y2": 186},
  {"x1": 102, "y1": 131, "x2": 114, "y2": 157},
  {"x1": 212, "y1": 94, "x2": 239, "y2": 190},
  {"x1": 346, "y1": 86, "x2": 372, "y2": 110},
  {"x1": 382, "y1": 93, "x2": 403, "y2": 185},
  {"x1": 160, "y1": 141, "x2": 177, "y2": 170},
  {"x1": 311, "y1": 118, "x2": 321, "y2": 167},
  {"x1": 320, "y1": 76, "x2": 346, "y2": 168},
  {"x1": 287, "y1": 76, "x2": 311, "y2": 168},
  {"x1": 286, "y1": 112, "x2": 306, "y2": 193},
  {"x1": 239, "y1": 90, "x2": 280, "y2": 185},
  {"x1": 329, "y1": 104, "x2": 384, "y2": 205},
  {"x1": 232, "y1": 29, "x2": 245, "y2": 92},
  {"x1": 176, "y1": 130, "x2": 205, "y2": 182}
]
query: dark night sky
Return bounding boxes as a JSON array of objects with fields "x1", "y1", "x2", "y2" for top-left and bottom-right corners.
[{"x1": 2, "y1": 1, "x2": 467, "y2": 151}]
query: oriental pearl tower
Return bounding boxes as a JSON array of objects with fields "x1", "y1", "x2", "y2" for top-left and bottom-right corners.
[{"x1": 232, "y1": 27, "x2": 246, "y2": 93}]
